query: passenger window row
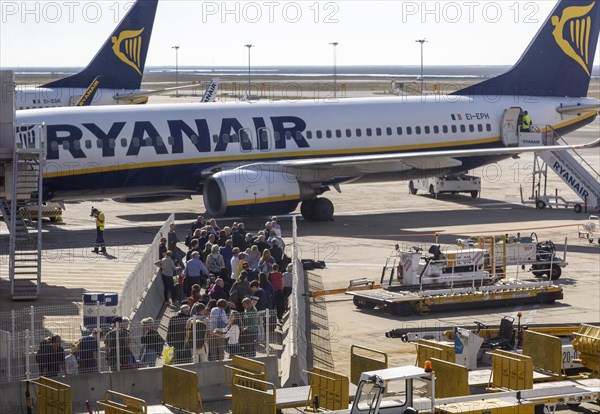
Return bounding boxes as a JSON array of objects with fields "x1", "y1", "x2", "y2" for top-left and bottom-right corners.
[{"x1": 50, "y1": 122, "x2": 494, "y2": 151}]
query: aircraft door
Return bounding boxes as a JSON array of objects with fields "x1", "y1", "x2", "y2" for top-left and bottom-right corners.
[
  {"x1": 257, "y1": 127, "x2": 272, "y2": 151},
  {"x1": 500, "y1": 107, "x2": 522, "y2": 147}
]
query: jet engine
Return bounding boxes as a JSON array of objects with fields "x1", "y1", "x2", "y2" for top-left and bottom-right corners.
[{"x1": 203, "y1": 169, "x2": 312, "y2": 217}]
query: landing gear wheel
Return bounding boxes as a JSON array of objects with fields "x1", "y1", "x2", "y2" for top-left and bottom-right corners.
[
  {"x1": 548, "y1": 265, "x2": 562, "y2": 281},
  {"x1": 471, "y1": 191, "x2": 479, "y2": 199},
  {"x1": 536, "y1": 200, "x2": 546, "y2": 210},
  {"x1": 300, "y1": 200, "x2": 315, "y2": 221},
  {"x1": 311, "y1": 198, "x2": 334, "y2": 222},
  {"x1": 409, "y1": 181, "x2": 418, "y2": 195},
  {"x1": 392, "y1": 302, "x2": 413, "y2": 317},
  {"x1": 574, "y1": 204, "x2": 583, "y2": 214}
]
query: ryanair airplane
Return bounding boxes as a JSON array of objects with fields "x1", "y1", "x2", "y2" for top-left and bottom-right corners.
[
  {"x1": 15, "y1": 0, "x2": 158, "y2": 110},
  {"x1": 15, "y1": 0, "x2": 600, "y2": 222}
]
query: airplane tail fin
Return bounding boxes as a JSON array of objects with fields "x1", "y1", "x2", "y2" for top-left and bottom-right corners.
[
  {"x1": 42, "y1": 0, "x2": 158, "y2": 91},
  {"x1": 453, "y1": 0, "x2": 600, "y2": 98}
]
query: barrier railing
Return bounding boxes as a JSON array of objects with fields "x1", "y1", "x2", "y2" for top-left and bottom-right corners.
[
  {"x1": 430, "y1": 358, "x2": 469, "y2": 398},
  {"x1": 31, "y1": 376, "x2": 72, "y2": 414},
  {"x1": 572, "y1": 324, "x2": 600, "y2": 374},
  {"x1": 96, "y1": 390, "x2": 147, "y2": 414},
  {"x1": 522, "y1": 330, "x2": 563, "y2": 377},
  {"x1": 350, "y1": 345, "x2": 388, "y2": 385},
  {"x1": 232, "y1": 374, "x2": 276, "y2": 414},
  {"x1": 491, "y1": 350, "x2": 533, "y2": 390},
  {"x1": 416, "y1": 340, "x2": 455, "y2": 367},
  {"x1": 306, "y1": 367, "x2": 350, "y2": 411},
  {"x1": 226, "y1": 355, "x2": 268, "y2": 391},
  {"x1": 162, "y1": 365, "x2": 204, "y2": 413}
]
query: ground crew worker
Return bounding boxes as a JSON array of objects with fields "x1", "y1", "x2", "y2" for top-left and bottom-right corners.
[
  {"x1": 521, "y1": 111, "x2": 532, "y2": 132},
  {"x1": 91, "y1": 207, "x2": 106, "y2": 253}
]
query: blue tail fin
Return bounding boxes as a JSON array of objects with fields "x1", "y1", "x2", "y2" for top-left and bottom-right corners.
[
  {"x1": 42, "y1": 0, "x2": 158, "y2": 91},
  {"x1": 453, "y1": 0, "x2": 600, "y2": 98}
]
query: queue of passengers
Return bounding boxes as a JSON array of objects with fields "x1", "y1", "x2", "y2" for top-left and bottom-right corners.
[
  {"x1": 155, "y1": 216, "x2": 294, "y2": 362},
  {"x1": 156, "y1": 216, "x2": 291, "y2": 316}
]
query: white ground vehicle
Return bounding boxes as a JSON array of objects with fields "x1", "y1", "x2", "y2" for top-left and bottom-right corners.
[
  {"x1": 390, "y1": 245, "x2": 490, "y2": 289},
  {"x1": 456, "y1": 233, "x2": 567, "y2": 280},
  {"x1": 579, "y1": 216, "x2": 600, "y2": 244},
  {"x1": 345, "y1": 365, "x2": 599, "y2": 414},
  {"x1": 409, "y1": 175, "x2": 481, "y2": 199}
]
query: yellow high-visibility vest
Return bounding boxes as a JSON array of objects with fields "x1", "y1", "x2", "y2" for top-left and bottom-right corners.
[{"x1": 96, "y1": 212, "x2": 105, "y2": 231}]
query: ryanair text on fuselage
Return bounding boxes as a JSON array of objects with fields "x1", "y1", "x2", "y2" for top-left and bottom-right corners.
[{"x1": 43, "y1": 115, "x2": 310, "y2": 160}]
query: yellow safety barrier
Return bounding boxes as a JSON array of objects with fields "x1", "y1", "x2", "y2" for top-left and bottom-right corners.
[
  {"x1": 430, "y1": 358, "x2": 469, "y2": 398},
  {"x1": 350, "y1": 345, "x2": 388, "y2": 385},
  {"x1": 572, "y1": 324, "x2": 600, "y2": 374},
  {"x1": 162, "y1": 365, "x2": 204, "y2": 413},
  {"x1": 305, "y1": 367, "x2": 350, "y2": 411},
  {"x1": 416, "y1": 340, "x2": 455, "y2": 367},
  {"x1": 225, "y1": 355, "x2": 268, "y2": 391},
  {"x1": 232, "y1": 374, "x2": 276, "y2": 414},
  {"x1": 522, "y1": 330, "x2": 563, "y2": 377},
  {"x1": 34, "y1": 377, "x2": 72, "y2": 414},
  {"x1": 96, "y1": 390, "x2": 147, "y2": 414},
  {"x1": 491, "y1": 350, "x2": 533, "y2": 391}
]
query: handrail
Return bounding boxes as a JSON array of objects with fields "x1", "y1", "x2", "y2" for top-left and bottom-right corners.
[{"x1": 546, "y1": 125, "x2": 600, "y2": 182}]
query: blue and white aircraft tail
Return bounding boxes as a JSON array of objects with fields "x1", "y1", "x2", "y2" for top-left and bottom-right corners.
[
  {"x1": 15, "y1": 0, "x2": 164, "y2": 109},
  {"x1": 455, "y1": 0, "x2": 600, "y2": 98},
  {"x1": 43, "y1": 0, "x2": 158, "y2": 91}
]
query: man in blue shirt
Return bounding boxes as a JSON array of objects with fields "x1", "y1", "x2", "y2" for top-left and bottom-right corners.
[{"x1": 184, "y1": 251, "x2": 209, "y2": 295}]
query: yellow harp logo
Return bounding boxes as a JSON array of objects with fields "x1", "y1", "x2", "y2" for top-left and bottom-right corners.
[
  {"x1": 551, "y1": 2, "x2": 596, "y2": 76},
  {"x1": 111, "y1": 28, "x2": 145, "y2": 76}
]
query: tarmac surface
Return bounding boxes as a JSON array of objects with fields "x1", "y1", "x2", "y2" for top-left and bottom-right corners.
[{"x1": 1, "y1": 90, "x2": 599, "y2": 413}]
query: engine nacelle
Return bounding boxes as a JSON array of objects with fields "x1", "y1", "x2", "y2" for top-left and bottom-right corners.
[{"x1": 203, "y1": 169, "x2": 308, "y2": 217}]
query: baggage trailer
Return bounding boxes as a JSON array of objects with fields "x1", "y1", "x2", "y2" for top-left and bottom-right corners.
[{"x1": 348, "y1": 281, "x2": 563, "y2": 317}]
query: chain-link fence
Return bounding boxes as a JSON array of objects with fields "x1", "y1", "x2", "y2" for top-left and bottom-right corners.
[
  {"x1": 121, "y1": 214, "x2": 174, "y2": 320},
  {"x1": 0, "y1": 304, "x2": 279, "y2": 382}
]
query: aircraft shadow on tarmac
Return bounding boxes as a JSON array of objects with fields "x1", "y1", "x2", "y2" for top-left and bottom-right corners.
[
  {"x1": 116, "y1": 212, "x2": 199, "y2": 222},
  {"x1": 350, "y1": 301, "x2": 571, "y2": 321},
  {"x1": 0, "y1": 279, "x2": 84, "y2": 315},
  {"x1": 296, "y1": 208, "x2": 586, "y2": 243}
]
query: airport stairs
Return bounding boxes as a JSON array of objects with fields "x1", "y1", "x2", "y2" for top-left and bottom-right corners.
[
  {"x1": 537, "y1": 149, "x2": 600, "y2": 210},
  {"x1": 1, "y1": 124, "x2": 46, "y2": 300},
  {"x1": 523, "y1": 127, "x2": 600, "y2": 212}
]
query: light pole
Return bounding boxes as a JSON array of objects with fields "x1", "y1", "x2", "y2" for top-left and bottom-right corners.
[
  {"x1": 329, "y1": 42, "x2": 339, "y2": 98},
  {"x1": 172, "y1": 45, "x2": 180, "y2": 97},
  {"x1": 244, "y1": 44, "x2": 253, "y2": 98},
  {"x1": 415, "y1": 39, "x2": 427, "y2": 97}
]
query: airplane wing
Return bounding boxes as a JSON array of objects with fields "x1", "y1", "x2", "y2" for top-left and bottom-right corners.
[
  {"x1": 113, "y1": 83, "x2": 201, "y2": 103},
  {"x1": 216, "y1": 137, "x2": 600, "y2": 181}
]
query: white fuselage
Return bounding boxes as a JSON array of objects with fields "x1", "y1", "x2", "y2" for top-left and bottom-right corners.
[
  {"x1": 15, "y1": 95, "x2": 597, "y2": 200},
  {"x1": 15, "y1": 86, "x2": 139, "y2": 110}
]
